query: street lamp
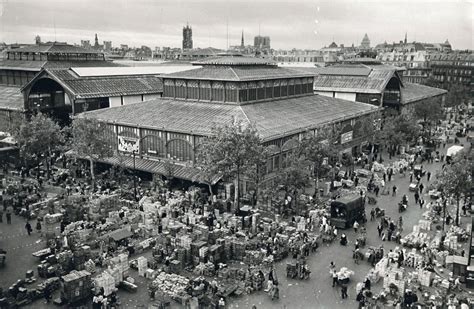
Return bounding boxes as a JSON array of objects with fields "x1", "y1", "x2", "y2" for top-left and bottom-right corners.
[{"x1": 132, "y1": 149, "x2": 138, "y2": 202}]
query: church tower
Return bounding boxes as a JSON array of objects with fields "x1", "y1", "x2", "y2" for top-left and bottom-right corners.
[
  {"x1": 241, "y1": 30, "x2": 245, "y2": 48},
  {"x1": 94, "y1": 34, "x2": 99, "y2": 49}
]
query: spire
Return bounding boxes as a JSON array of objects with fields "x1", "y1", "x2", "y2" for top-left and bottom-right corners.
[
  {"x1": 94, "y1": 33, "x2": 99, "y2": 48},
  {"x1": 404, "y1": 32, "x2": 407, "y2": 45},
  {"x1": 241, "y1": 30, "x2": 244, "y2": 48}
]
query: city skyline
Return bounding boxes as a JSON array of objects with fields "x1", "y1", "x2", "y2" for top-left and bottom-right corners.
[{"x1": 0, "y1": 0, "x2": 472, "y2": 50}]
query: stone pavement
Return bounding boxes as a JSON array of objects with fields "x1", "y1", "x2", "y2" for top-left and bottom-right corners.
[
  {"x1": 229, "y1": 143, "x2": 464, "y2": 309},
  {"x1": 0, "y1": 214, "x2": 46, "y2": 289},
  {"x1": 0, "y1": 140, "x2": 469, "y2": 309}
]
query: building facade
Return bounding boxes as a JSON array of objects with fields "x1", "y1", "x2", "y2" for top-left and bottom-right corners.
[
  {"x1": 430, "y1": 53, "x2": 473, "y2": 90},
  {"x1": 377, "y1": 50, "x2": 431, "y2": 84},
  {"x1": 293, "y1": 62, "x2": 447, "y2": 114},
  {"x1": 182, "y1": 25, "x2": 193, "y2": 50},
  {"x1": 77, "y1": 56, "x2": 379, "y2": 185},
  {"x1": 360, "y1": 34, "x2": 371, "y2": 50},
  {"x1": 254, "y1": 36, "x2": 271, "y2": 50}
]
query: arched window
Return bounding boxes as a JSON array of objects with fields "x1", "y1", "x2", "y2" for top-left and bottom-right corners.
[
  {"x1": 187, "y1": 80, "x2": 199, "y2": 100},
  {"x1": 167, "y1": 139, "x2": 194, "y2": 162},
  {"x1": 141, "y1": 135, "x2": 166, "y2": 157},
  {"x1": 175, "y1": 80, "x2": 186, "y2": 99},
  {"x1": 273, "y1": 80, "x2": 281, "y2": 98},
  {"x1": 211, "y1": 82, "x2": 224, "y2": 102},
  {"x1": 225, "y1": 82, "x2": 238, "y2": 102},
  {"x1": 239, "y1": 82, "x2": 248, "y2": 102},
  {"x1": 200, "y1": 81, "x2": 211, "y2": 100},
  {"x1": 164, "y1": 79, "x2": 175, "y2": 97}
]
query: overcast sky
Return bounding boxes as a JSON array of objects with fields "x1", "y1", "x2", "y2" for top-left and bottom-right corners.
[{"x1": 0, "y1": 0, "x2": 472, "y2": 50}]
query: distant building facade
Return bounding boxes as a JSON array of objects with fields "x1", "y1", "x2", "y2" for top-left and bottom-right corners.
[
  {"x1": 254, "y1": 36, "x2": 271, "y2": 50},
  {"x1": 360, "y1": 34, "x2": 370, "y2": 50},
  {"x1": 182, "y1": 24, "x2": 193, "y2": 50},
  {"x1": 430, "y1": 52, "x2": 473, "y2": 99},
  {"x1": 377, "y1": 50, "x2": 431, "y2": 84},
  {"x1": 103, "y1": 41, "x2": 112, "y2": 51},
  {"x1": 81, "y1": 40, "x2": 91, "y2": 49}
]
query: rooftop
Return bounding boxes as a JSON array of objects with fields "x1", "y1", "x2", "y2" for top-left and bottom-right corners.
[
  {"x1": 23, "y1": 68, "x2": 163, "y2": 99},
  {"x1": 165, "y1": 65, "x2": 313, "y2": 82},
  {"x1": 0, "y1": 59, "x2": 121, "y2": 72},
  {"x1": 192, "y1": 55, "x2": 275, "y2": 66},
  {"x1": 401, "y1": 82, "x2": 447, "y2": 104},
  {"x1": 70, "y1": 66, "x2": 199, "y2": 77},
  {"x1": 79, "y1": 94, "x2": 378, "y2": 142},
  {"x1": 7, "y1": 42, "x2": 102, "y2": 54},
  {"x1": 293, "y1": 64, "x2": 402, "y2": 94},
  {"x1": 0, "y1": 85, "x2": 25, "y2": 111}
]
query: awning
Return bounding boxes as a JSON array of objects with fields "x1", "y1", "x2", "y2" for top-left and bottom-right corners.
[{"x1": 66, "y1": 150, "x2": 221, "y2": 185}]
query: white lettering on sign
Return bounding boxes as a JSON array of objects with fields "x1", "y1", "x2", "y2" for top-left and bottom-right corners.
[
  {"x1": 341, "y1": 131, "x2": 353, "y2": 144},
  {"x1": 118, "y1": 136, "x2": 139, "y2": 153}
]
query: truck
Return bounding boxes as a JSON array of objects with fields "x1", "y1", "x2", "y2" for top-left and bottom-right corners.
[{"x1": 330, "y1": 194, "x2": 366, "y2": 229}]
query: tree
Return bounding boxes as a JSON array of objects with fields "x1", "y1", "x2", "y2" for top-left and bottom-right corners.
[
  {"x1": 436, "y1": 155, "x2": 473, "y2": 226},
  {"x1": 414, "y1": 99, "x2": 444, "y2": 138},
  {"x1": 355, "y1": 113, "x2": 383, "y2": 153},
  {"x1": 71, "y1": 118, "x2": 114, "y2": 182},
  {"x1": 380, "y1": 115, "x2": 420, "y2": 157},
  {"x1": 299, "y1": 125, "x2": 339, "y2": 193},
  {"x1": 445, "y1": 84, "x2": 470, "y2": 108},
  {"x1": 12, "y1": 113, "x2": 65, "y2": 178},
  {"x1": 271, "y1": 152, "x2": 311, "y2": 214},
  {"x1": 196, "y1": 122, "x2": 264, "y2": 209}
]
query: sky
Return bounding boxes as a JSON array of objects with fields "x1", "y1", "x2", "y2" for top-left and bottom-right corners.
[{"x1": 0, "y1": 0, "x2": 472, "y2": 50}]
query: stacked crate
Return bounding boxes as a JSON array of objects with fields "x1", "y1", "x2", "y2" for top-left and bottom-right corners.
[
  {"x1": 61, "y1": 270, "x2": 92, "y2": 304},
  {"x1": 94, "y1": 272, "x2": 116, "y2": 296},
  {"x1": 137, "y1": 257, "x2": 148, "y2": 277}
]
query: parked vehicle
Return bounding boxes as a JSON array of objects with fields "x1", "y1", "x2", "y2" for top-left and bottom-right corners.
[{"x1": 330, "y1": 194, "x2": 365, "y2": 229}]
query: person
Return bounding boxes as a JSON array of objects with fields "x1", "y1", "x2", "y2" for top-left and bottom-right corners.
[
  {"x1": 25, "y1": 221, "x2": 32, "y2": 236},
  {"x1": 353, "y1": 248, "x2": 360, "y2": 264},
  {"x1": 364, "y1": 277, "x2": 371, "y2": 290},
  {"x1": 218, "y1": 297, "x2": 226, "y2": 308},
  {"x1": 36, "y1": 220, "x2": 42, "y2": 234},
  {"x1": 341, "y1": 285, "x2": 348, "y2": 299},
  {"x1": 377, "y1": 223, "x2": 383, "y2": 238},
  {"x1": 427, "y1": 171, "x2": 431, "y2": 181},
  {"x1": 402, "y1": 194, "x2": 408, "y2": 205},
  {"x1": 446, "y1": 214, "x2": 452, "y2": 225},
  {"x1": 370, "y1": 208, "x2": 375, "y2": 221},
  {"x1": 392, "y1": 185, "x2": 397, "y2": 196},
  {"x1": 374, "y1": 186, "x2": 379, "y2": 197},
  {"x1": 332, "y1": 270, "x2": 339, "y2": 287},
  {"x1": 419, "y1": 198, "x2": 424, "y2": 209},
  {"x1": 409, "y1": 172, "x2": 413, "y2": 183},
  {"x1": 353, "y1": 221, "x2": 359, "y2": 233},
  {"x1": 414, "y1": 192, "x2": 419, "y2": 205},
  {"x1": 0, "y1": 208, "x2": 3, "y2": 223},
  {"x1": 6, "y1": 209, "x2": 11, "y2": 224},
  {"x1": 340, "y1": 234, "x2": 347, "y2": 246},
  {"x1": 419, "y1": 183, "x2": 424, "y2": 193}
]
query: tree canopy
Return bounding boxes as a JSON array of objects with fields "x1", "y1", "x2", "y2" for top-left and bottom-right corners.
[
  {"x1": 196, "y1": 122, "x2": 264, "y2": 206},
  {"x1": 71, "y1": 118, "x2": 115, "y2": 180},
  {"x1": 12, "y1": 113, "x2": 64, "y2": 175},
  {"x1": 436, "y1": 154, "x2": 473, "y2": 225}
]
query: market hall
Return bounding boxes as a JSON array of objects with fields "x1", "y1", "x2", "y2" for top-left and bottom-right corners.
[{"x1": 77, "y1": 55, "x2": 380, "y2": 187}]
